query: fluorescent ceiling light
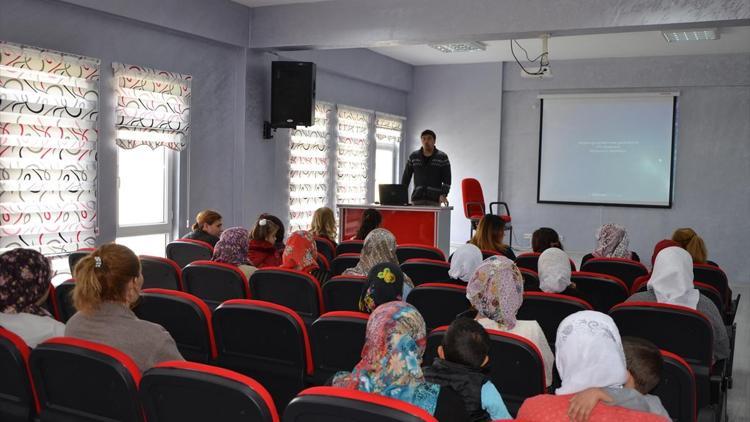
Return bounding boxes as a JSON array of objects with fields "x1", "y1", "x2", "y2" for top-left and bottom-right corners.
[
  {"x1": 662, "y1": 29, "x2": 718, "y2": 43},
  {"x1": 429, "y1": 41, "x2": 487, "y2": 53}
]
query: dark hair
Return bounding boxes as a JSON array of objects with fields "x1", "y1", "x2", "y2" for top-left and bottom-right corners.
[
  {"x1": 192, "y1": 209, "x2": 222, "y2": 231},
  {"x1": 622, "y1": 336, "x2": 663, "y2": 394},
  {"x1": 442, "y1": 318, "x2": 490, "y2": 369},
  {"x1": 420, "y1": 129, "x2": 436, "y2": 140},
  {"x1": 470, "y1": 214, "x2": 507, "y2": 253},
  {"x1": 259, "y1": 213, "x2": 285, "y2": 245},
  {"x1": 532, "y1": 227, "x2": 563, "y2": 253},
  {"x1": 355, "y1": 208, "x2": 382, "y2": 240},
  {"x1": 250, "y1": 215, "x2": 279, "y2": 242}
]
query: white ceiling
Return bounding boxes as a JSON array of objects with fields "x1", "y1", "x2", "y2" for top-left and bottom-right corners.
[
  {"x1": 370, "y1": 27, "x2": 750, "y2": 66},
  {"x1": 232, "y1": 0, "x2": 331, "y2": 7}
]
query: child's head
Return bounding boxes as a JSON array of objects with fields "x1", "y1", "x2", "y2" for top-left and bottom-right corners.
[
  {"x1": 438, "y1": 317, "x2": 490, "y2": 369},
  {"x1": 251, "y1": 216, "x2": 279, "y2": 243},
  {"x1": 622, "y1": 336, "x2": 663, "y2": 394}
]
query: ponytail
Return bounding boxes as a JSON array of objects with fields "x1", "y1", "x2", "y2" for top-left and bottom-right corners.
[
  {"x1": 73, "y1": 244, "x2": 141, "y2": 313},
  {"x1": 672, "y1": 228, "x2": 708, "y2": 263},
  {"x1": 193, "y1": 209, "x2": 222, "y2": 232}
]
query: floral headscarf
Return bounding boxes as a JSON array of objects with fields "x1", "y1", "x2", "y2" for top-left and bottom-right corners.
[
  {"x1": 593, "y1": 224, "x2": 631, "y2": 259},
  {"x1": 360, "y1": 262, "x2": 405, "y2": 313},
  {"x1": 213, "y1": 227, "x2": 251, "y2": 266},
  {"x1": 332, "y1": 301, "x2": 440, "y2": 414},
  {"x1": 281, "y1": 230, "x2": 319, "y2": 272},
  {"x1": 0, "y1": 248, "x2": 53, "y2": 316},
  {"x1": 343, "y1": 229, "x2": 413, "y2": 287},
  {"x1": 466, "y1": 255, "x2": 524, "y2": 329}
]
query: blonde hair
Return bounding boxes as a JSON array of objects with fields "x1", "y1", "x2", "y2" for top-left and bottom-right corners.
[
  {"x1": 192, "y1": 209, "x2": 222, "y2": 231},
  {"x1": 311, "y1": 207, "x2": 337, "y2": 240},
  {"x1": 672, "y1": 228, "x2": 707, "y2": 263},
  {"x1": 73, "y1": 244, "x2": 141, "y2": 313},
  {"x1": 470, "y1": 214, "x2": 508, "y2": 253},
  {"x1": 250, "y1": 216, "x2": 279, "y2": 242}
]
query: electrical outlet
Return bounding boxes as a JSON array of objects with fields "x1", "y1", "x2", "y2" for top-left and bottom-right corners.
[{"x1": 523, "y1": 233, "x2": 533, "y2": 240}]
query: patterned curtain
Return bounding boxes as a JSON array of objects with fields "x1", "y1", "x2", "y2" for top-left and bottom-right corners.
[
  {"x1": 336, "y1": 107, "x2": 371, "y2": 205},
  {"x1": 288, "y1": 103, "x2": 331, "y2": 233},
  {"x1": 113, "y1": 63, "x2": 191, "y2": 151},
  {"x1": 375, "y1": 114, "x2": 403, "y2": 147},
  {"x1": 0, "y1": 41, "x2": 99, "y2": 254}
]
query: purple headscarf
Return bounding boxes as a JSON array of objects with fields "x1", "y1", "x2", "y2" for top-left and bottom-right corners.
[
  {"x1": 0, "y1": 248, "x2": 52, "y2": 316},
  {"x1": 466, "y1": 255, "x2": 524, "y2": 329},
  {"x1": 212, "y1": 227, "x2": 251, "y2": 266}
]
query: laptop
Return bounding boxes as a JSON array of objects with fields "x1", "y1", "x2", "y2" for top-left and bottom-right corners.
[{"x1": 379, "y1": 184, "x2": 409, "y2": 206}]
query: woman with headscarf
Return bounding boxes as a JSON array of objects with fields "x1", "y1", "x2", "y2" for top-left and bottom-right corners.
[
  {"x1": 517, "y1": 311, "x2": 669, "y2": 421},
  {"x1": 537, "y1": 248, "x2": 591, "y2": 304},
  {"x1": 0, "y1": 249, "x2": 65, "y2": 347},
  {"x1": 650, "y1": 239, "x2": 680, "y2": 268},
  {"x1": 628, "y1": 247, "x2": 729, "y2": 361},
  {"x1": 212, "y1": 227, "x2": 257, "y2": 279},
  {"x1": 280, "y1": 230, "x2": 319, "y2": 274},
  {"x1": 581, "y1": 224, "x2": 640, "y2": 266},
  {"x1": 359, "y1": 262, "x2": 405, "y2": 313},
  {"x1": 343, "y1": 228, "x2": 414, "y2": 297},
  {"x1": 467, "y1": 256, "x2": 554, "y2": 386},
  {"x1": 448, "y1": 243, "x2": 483, "y2": 284},
  {"x1": 332, "y1": 301, "x2": 468, "y2": 421}
]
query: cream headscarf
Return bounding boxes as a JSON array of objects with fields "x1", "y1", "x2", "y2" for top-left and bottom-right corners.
[
  {"x1": 538, "y1": 247, "x2": 572, "y2": 293},
  {"x1": 647, "y1": 246, "x2": 700, "y2": 309},
  {"x1": 343, "y1": 229, "x2": 413, "y2": 287},
  {"x1": 448, "y1": 244, "x2": 483, "y2": 282}
]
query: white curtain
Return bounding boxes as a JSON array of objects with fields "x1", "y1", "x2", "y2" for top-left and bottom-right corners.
[
  {"x1": 336, "y1": 107, "x2": 371, "y2": 205},
  {"x1": 0, "y1": 41, "x2": 99, "y2": 254}
]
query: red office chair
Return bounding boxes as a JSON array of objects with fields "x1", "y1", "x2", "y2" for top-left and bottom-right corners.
[{"x1": 461, "y1": 178, "x2": 512, "y2": 245}]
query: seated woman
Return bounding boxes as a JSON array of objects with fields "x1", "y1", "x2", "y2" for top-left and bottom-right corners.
[
  {"x1": 581, "y1": 223, "x2": 640, "y2": 265},
  {"x1": 467, "y1": 256, "x2": 554, "y2": 386},
  {"x1": 183, "y1": 209, "x2": 223, "y2": 247},
  {"x1": 259, "y1": 213, "x2": 286, "y2": 251},
  {"x1": 531, "y1": 227, "x2": 563, "y2": 253},
  {"x1": 672, "y1": 228, "x2": 712, "y2": 265},
  {"x1": 332, "y1": 301, "x2": 468, "y2": 421},
  {"x1": 280, "y1": 230, "x2": 320, "y2": 274},
  {"x1": 310, "y1": 207, "x2": 338, "y2": 247},
  {"x1": 213, "y1": 227, "x2": 257, "y2": 279},
  {"x1": 537, "y1": 248, "x2": 591, "y2": 304},
  {"x1": 628, "y1": 246, "x2": 729, "y2": 361},
  {"x1": 469, "y1": 214, "x2": 515, "y2": 260},
  {"x1": 66, "y1": 244, "x2": 183, "y2": 371},
  {"x1": 343, "y1": 228, "x2": 414, "y2": 298},
  {"x1": 247, "y1": 216, "x2": 282, "y2": 268},
  {"x1": 0, "y1": 249, "x2": 65, "y2": 347},
  {"x1": 448, "y1": 243, "x2": 483, "y2": 284},
  {"x1": 359, "y1": 262, "x2": 406, "y2": 313},
  {"x1": 352, "y1": 208, "x2": 382, "y2": 240},
  {"x1": 517, "y1": 311, "x2": 669, "y2": 421}
]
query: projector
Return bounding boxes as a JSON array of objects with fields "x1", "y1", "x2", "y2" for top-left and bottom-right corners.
[{"x1": 521, "y1": 65, "x2": 552, "y2": 79}]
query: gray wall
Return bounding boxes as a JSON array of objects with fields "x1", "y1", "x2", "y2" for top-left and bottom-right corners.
[{"x1": 405, "y1": 63, "x2": 503, "y2": 247}]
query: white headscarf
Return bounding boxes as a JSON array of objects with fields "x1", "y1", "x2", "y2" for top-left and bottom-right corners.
[
  {"x1": 647, "y1": 246, "x2": 700, "y2": 310},
  {"x1": 449, "y1": 244, "x2": 483, "y2": 282},
  {"x1": 555, "y1": 310, "x2": 628, "y2": 395},
  {"x1": 538, "y1": 247, "x2": 572, "y2": 293}
]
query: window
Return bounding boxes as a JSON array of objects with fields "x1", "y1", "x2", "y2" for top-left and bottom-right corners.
[
  {"x1": 374, "y1": 115, "x2": 404, "y2": 202},
  {"x1": 0, "y1": 41, "x2": 99, "y2": 255},
  {"x1": 336, "y1": 107, "x2": 371, "y2": 205}
]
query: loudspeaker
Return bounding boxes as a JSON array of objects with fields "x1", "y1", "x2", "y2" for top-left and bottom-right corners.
[{"x1": 271, "y1": 61, "x2": 316, "y2": 128}]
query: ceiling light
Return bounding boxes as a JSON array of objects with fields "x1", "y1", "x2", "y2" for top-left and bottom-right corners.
[
  {"x1": 429, "y1": 41, "x2": 487, "y2": 53},
  {"x1": 662, "y1": 29, "x2": 718, "y2": 43}
]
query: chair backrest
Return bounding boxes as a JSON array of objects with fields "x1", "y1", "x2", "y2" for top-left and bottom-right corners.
[
  {"x1": 570, "y1": 271, "x2": 629, "y2": 312},
  {"x1": 284, "y1": 386, "x2": 438, "y2": 422},
  {"x1": 480, "y1": 249, "x2": 500, "y2": 260},
  {"x1": 335, "y1": 240, "x2": 364, "y2": 255},
  {"x1": 315, "y1": 253, "x2": 331, "y2": 272},
  {"x1": 424, "y1": 327, "x2": 546, "y2": 417},
  {"x1": 140, "y1": 361, "x2": 279, "y2": 422},
  {"x1": 133, "y1": 288, "x2": 217, "y2": 363},
  {"x1": 212, "y1": 300, "x2": 313, "y2": 409},
  {"x1": 314, "y1": 237, "x2": 336, "y2": 262},
  {"x1": 580, "y1": 257, "x2": 648, "y2": 289},
  {"x1": 166, "y1": 239, "x2": 214, "y2": 268},
  {"x1": 631, "y1": 275, "x2": 650, "y2": 294},
  {"x1": 321, "y1": 275, "x2": 368, "y2": 312},
  {"x1": 516, "y1": 252, "x2": 576, "y2": 273},
  {"x1": 249, "y1": 268, "x2": 325, "y2": 325},
  {"x1": 405, "y1": 283, "x2": 470, "y2": 331},
  {"x1": 310, "y1": 311, "x2": 368, "y2": 385},
  {"x1": 400, "y1": 259, "x2": 451, "y2": 286},
  {"x1": 693, "y1": 264, "x2": 730, "y2": 306},
  {"x1": 29, "y1": 337, "x2": 143, "y2": 422},
  {"x1": 516, "y1": 292, "x2": 593, "y2": 351},
  {"x1": 0, "y1": 328, "x2": 38, "y2": 422},
  {"x1": 330, "y1": 253, "x2": 361, "y2": 276},
  {"x1": 461, "y1": 178, "x2": 485, "y2": 220},
  {"x1": 54, "y1": 279, "x2": 77, "y2": 323},
  {"x1": 519, "y1": 268, "x2": 540, "y2": 292},
  {"x1": 139, "y1": 255, "x2": 183, "y2": 291},
  {"x1": 44, "y1": 283, "x2": 61, "y2": 321},
  {"x1": 67, "y1": 248, "x2": 94, "y2": 273},
  {"x1": 395, "y1": 244, "x2": 446, "y2": 263},
  {"x1": 693, "y1": 282, "x2": 724, "y2": 313},
  {"x1": 182, "y1": 260, "x2": 250, "y2": 309},
  {"x1": 652, "y1": 351, "x2": 697, "y2": 422}
]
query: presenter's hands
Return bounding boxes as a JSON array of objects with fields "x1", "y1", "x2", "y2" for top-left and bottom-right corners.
[{"x1": 439, "y1": 195, "x2": 449, "y2": 206}]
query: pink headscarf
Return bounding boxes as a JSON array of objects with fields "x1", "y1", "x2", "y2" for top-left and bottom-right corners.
[
  {"x1": 593, "y1": 224, "x2": 631, "y2": 259},
  {"x1": 466, "y1": 255, "x2": 524, "y2": 329}
]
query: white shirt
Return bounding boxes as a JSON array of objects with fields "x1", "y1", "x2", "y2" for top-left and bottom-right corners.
[
  {"x1": 477, "y1": 318, "x2": 554, "y2": 387},
  {"x1": 0, "y1": 312, "x2": 66, "y2": 347}
]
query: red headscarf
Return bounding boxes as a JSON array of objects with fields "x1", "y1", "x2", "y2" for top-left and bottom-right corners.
[
  {"x1": 651, "y1": 239, "x2": 680, "y2": 267},
  {"x1": 281, "y1": 231, "x2": 319, "y2": 273}
]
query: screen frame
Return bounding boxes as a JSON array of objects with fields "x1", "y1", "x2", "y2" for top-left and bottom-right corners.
[{"x1": 536, "y1": 95, "x2": 677, "y2": 209}]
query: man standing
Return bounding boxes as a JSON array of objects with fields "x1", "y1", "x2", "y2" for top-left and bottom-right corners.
[{"x1": 401, "y1": 129, "x2": 451, "y2": 206}]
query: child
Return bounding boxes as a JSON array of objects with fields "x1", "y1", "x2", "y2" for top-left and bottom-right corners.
[
  {"x1": 247, "y1": 216, "x2": 282, "y2": 268},
  {"x1": 568, "y1": 337, "x2": 670, "y2": 422},
  {"x1": 423, "y1": 318, "x2": 511, "y2": 421}
]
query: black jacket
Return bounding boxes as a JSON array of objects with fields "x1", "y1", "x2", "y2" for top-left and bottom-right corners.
[
  {"x1": 183, "y1": 229, "x2": 219, "y2": 247},
  {"x1": 424, "y1": 358, "x2": 491, "y2": 422},
  {"x1": 402, "y1": 148, "x2": 451, "y2": 202}
]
